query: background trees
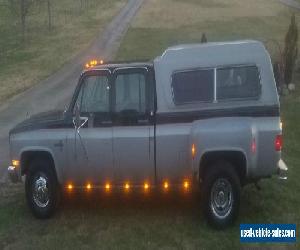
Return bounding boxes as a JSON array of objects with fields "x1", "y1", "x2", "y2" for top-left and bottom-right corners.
[{"x1": 283, "y1": 14, "x2": 298, "y2": 87}]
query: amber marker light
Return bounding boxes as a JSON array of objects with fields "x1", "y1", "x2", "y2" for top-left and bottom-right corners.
[
  {"x1": 183, "y1": 180, "x2": 190, "y2": 190},
  {"x1": 191, "y1": 144, "x2": 196, "y2": 159},
  {"x1": 12, "y1": 160, "x2": 20, "y2": 167},
  {"x1": 86, "y1": 183, "x2": 92, "y2": 190},
  {"x1": 125, "y1": 183, "x2": 130, "y2": 190},
  {"x1": 67, "y1": 184, "x2": 73, "y2": 191},
  {"x1": 105, "y1": 183, "x2": 111, "y2": 191},
  {"x1": 163, "y1": 181, "x2": 169, "y2": 190},
  {"x1": 144, "y1": 182, "x2": 149, "y2": 190}
]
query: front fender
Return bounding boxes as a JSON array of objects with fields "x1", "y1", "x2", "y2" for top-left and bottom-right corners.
[{"x1": 18, "y1": 147, "x2": 63, "y2": 184}]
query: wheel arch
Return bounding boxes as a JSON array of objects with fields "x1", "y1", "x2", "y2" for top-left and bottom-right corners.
[
  {"x1": 20, "y1": 149, "x2": 59, "y2": 182},
  {"x1": 198, "y1": 150, "x2": 247, "y2": 185}
]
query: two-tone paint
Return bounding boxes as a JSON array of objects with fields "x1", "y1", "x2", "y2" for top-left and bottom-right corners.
[{"x1": 8, "y1": 40, "x2": 285, "y2": 186}]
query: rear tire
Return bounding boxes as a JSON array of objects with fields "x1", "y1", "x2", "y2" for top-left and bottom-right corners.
[
  {"x1": 25, "y1": 157, "x2": 60, "y2": 219},
  {"x1": 202, "y1": 160, "x2": 241, "y2": 229}
]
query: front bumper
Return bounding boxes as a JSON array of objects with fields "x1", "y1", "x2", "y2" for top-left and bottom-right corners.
[
  {"x1": 277, "y1": 159, "x2": 288, "y2": 180},
  {"x1": 7, "y1": 165, "x2": 21, "y2": 183}
]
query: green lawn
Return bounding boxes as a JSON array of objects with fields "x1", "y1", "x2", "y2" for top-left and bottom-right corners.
[
  {"x1": 0, "y1": 0, "x2": 124, "y2": 104},
  {"x1": 0, "y1": 0, "x2": 300, "y2": 249},
  {"x1": 117, "y1": 0, "x2": 300, "y2": 61}
]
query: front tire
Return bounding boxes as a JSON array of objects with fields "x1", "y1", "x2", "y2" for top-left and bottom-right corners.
[
  {"x1": 25, "y1": 158, "x2": 60, "y2": 219},
  {"x1": 202, "y1": 160, "x2": 241, "y2": 229}
]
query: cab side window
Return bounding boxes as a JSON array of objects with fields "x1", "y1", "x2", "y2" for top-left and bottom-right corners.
[
  {"x1": 113, "y1": 71, "x2": 150, "y2": 125},
  {"x1": 115, "y1": 73, "x2": 146, "y2": 113},
  {"x1": 76, "y1": 75, "x2": 110, "y2": 114}
]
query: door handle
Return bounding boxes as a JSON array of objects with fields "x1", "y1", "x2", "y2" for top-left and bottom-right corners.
[
  {"x1": 138, "y1": 119, "x2": 149, "y2": 125},
  {"x1": 101, "y1": 120, "x2": 112, "y2": 125}
]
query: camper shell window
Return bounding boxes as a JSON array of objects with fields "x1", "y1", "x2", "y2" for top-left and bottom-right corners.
[
  {"x1": 171, "y1": 65, "x2": 261, "y2": 105},
  {"x1": 171, "y1": 69, "x2": 214, "y2": 105},
  {"x1": 217, "y1": 65, "x2": 261, "y2": 100}
]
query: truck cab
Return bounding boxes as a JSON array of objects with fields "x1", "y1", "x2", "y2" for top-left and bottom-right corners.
[{"x1": 66, "y1": 62, "x2": 156, "y2": 186}]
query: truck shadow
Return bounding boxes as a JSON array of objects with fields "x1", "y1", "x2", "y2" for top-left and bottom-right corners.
[
  {"x1": 56, "y1": 183, "x2": 272, "y2": 225},
  {"x1": 59, "y1": 190, "x2": 204, "y2": 221}
]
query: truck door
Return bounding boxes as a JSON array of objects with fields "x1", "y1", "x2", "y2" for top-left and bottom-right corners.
[
  {"x1": 66, "y1": 70, "x2": 114, "y2": 185},
  {"x1": 112, "y1": 67, "x2": 155, "y2": 185}
]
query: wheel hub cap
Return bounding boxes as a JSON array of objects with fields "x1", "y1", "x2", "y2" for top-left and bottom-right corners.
[
  {"x1": 210, "y1": 178, "x2": 233, "y2": 219},
  {"x1": 33, "y1": 175, "x2": 49, "y2": 208}
]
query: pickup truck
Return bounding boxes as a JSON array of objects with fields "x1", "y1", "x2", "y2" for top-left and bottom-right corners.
[{"x1": 8, "y1": 40, "x2": 287, "y2": 228}]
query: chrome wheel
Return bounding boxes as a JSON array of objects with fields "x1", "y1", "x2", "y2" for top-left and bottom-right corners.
[
  {"x1": 210, "y1": 178, "x2": 233, "y2": 219},
  {"x1": 32, "y1": 175, "x2": 49, "y2": 208}
]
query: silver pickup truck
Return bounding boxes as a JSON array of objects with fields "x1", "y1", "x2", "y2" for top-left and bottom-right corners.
[{"x1": 8, "y1": 40, "x2": 287, "y2": 228}]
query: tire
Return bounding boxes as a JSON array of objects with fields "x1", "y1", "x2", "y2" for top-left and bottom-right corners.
[
  {"x1": 202, "y1": 160, "x2": 241, "y2": 229},
  {"x1": 25, "y1": 157, "x2": 60, "y2": 219}
]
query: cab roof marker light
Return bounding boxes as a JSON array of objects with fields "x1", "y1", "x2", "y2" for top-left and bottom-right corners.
[{"x1": 84, "y1": 59, "x2": 104, "y2": 69}]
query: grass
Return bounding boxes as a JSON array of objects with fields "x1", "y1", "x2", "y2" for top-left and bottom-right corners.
[
  {"x1": 1, "y1": 0, "x2": 300, "y2": 249},
  {"x1": 0, "y1": 0, "x2": 125, "y2": 104},
  {"x1": 117, "y1": 0, "x2": 300, "y2": 61}
]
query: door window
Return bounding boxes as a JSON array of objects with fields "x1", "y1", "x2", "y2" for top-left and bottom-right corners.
[{"x1": 76, "y1": 74, "x2": 110, "y2": 114}]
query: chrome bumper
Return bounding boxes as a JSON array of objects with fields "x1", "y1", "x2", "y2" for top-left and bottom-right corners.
[
  {"x1": 277, "y1": 159, "x2": 288, "y2": 180},
  {"x1": 7, "y1": 165, "x2": 21, "y2": 183}
]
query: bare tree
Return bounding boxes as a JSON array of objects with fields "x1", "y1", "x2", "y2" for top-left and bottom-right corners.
[
  {"x1": 6, "y1": 0, "x2": 34, "y2": 41},
  {"x1": 46, "y1": 0, "x2": 51, "y2": 30},
  {"x1": 283, "y1": 14, "x2": 298, "y2": 86}
]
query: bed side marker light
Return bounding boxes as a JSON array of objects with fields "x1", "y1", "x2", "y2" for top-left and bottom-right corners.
[
  {"x1": 191, "y1": 144, "x2": 196, "y2": 159},
  {"x1": 251, "y1": 138, "x2": 256, "y2": 154}
]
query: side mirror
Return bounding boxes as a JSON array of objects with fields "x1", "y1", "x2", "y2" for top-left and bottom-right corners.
[{"x1": 74, "y1": 104, "x2": 81, "y2": 128}]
